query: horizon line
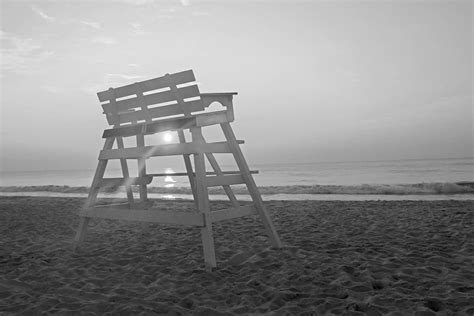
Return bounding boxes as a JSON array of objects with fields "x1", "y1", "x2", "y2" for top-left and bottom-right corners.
[{"x1": 1, "y1": 156, "x2": 473, "y2": 173}]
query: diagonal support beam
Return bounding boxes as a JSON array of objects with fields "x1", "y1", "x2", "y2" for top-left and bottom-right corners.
[{"x1": 221, "y1": 122, "x2": 282, "y2": 248}]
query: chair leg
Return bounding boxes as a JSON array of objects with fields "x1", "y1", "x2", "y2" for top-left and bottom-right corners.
[
  {"x1": 178, "y1": 129, "x2": 198, "y2": 208},
  {"x1": 191, "y1": 127, "x2": 216, "y2": 270},
  {"x1": 74, "y1": 217, "x2": 90, "y2": 250},
  {"x1": 221, "y1": 123, "x2": 282, "y2": 248},
  {"x1": 136, "y1": 133, "x2": 148, "y2": 202},
  {"x1": 116, "y1": 136, "x2": 134, "y2": 205},
  {"x1": 74, "y1": 137, "x2": 115, "y2": 250},
  {"x1": 200, "y1": 214, "x2": 216, "y2": 270}
]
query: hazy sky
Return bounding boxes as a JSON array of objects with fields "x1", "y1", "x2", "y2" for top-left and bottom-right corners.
[{"x1": 1, "y1": 0, "x2": 472, "y2": 172}]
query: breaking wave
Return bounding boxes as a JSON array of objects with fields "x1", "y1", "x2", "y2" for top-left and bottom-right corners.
[{"x1": 1, "y1": 182, "x2": 473, "y2": 195}]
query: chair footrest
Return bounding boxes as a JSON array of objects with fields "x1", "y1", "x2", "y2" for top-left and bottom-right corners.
[
  {"x1": 147, "y1": 169, "x2": 257, "y2": 177},
  {"x1": 94, "y1": 200, "x2": 153, "y2": 210},
  {"x1": 80, "y1": 207, "x2": 204, "y2": 226},
  {"x1": 209, "y1": 205, "x2": 257, "y2": 222},
  {"x1": 97, "y1": 176, "x2": 152, "y2": 188},
  {"x1": 205, "y1": 174, "x2": 246, "y2": 187},
  {"x1": 79, "y1": 204, "x2": 257, "y2": 225}
]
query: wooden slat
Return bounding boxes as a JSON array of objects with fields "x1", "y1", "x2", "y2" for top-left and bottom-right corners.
[
  {"x1": 106, "y1": 100, "x2": 204, "y2": 125},
  {"x1": 97, "y1": 70, "x2": 195, "y2": 102},
  {"x1": 102, "y1": 85, "x2": 201, "y2": 114},
  {"x1": 205, "y1": 174, "x2": 245, "y2": 187},
  {"x1": 209, "y1": 205, "x2": 256, "y2": 222},
  {"x1": 99, "y1": 142, "x2": 232, "y2": 160},
  {"x1": 102, "y1": 111, "x2": 232, "y2": 138},
  {"x1": 97, "y1": 176, "x2": 152, "y2": 187},
  {"x1": 147, "y1": 169, "x2": 257, "y2": 177},
  {"x1": 80, "y1": 208, "x2": 204, "y2": 226}
]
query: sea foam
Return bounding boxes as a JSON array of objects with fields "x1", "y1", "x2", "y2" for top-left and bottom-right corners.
[{"x1": 0, "y1": 182, "x2": 473, "y2": 195}]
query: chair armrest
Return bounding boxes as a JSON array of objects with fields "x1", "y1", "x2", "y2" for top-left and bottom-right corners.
[
  {"x1": 200, "y1": 92, "x2": 238, "y2": 96},
  {"x1": 200, "y1": 92, "x2": 237, "y2": 107},
  {"x1": 200, "y1": 92, "x2": 238, "y2": 122}
]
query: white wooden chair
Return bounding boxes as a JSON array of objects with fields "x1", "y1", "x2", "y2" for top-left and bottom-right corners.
[{"x1": 74, "y1": 70, "x2": 282, "y2": 269}]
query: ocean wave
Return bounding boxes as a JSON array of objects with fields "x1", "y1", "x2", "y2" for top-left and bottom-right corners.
[{"x1": 1, "y1": 182, "x2": 473, "y2": 195}]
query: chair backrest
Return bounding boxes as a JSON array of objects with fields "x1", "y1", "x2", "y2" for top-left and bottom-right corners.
[{"x1": 97, "y1": 70, "x2": 204, "y2": 126}]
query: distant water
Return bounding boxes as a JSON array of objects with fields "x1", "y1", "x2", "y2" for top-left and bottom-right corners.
[
  {"x1": 253, "y1": 158, "x2": 473, "y2": 186},
  {"x1": 1, "y1": 191, "x2": 473, "y2": 201},
  {"x1": 0, "y1": 158, "x2": 474, "y2": 200},
  {"x1": 1, "y1": 158, "x2": 472, "y2": 186}
]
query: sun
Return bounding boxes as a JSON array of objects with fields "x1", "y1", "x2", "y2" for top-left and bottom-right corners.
[{"x1": 163, "y1": 132, "x2": 173, "y2": 143}]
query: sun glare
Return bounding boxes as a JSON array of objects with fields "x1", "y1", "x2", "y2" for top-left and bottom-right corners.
[
  {"x1": 163, "y1": 132, "x2": 173, "y2": 143},
  {"x1": 164, "y1": 176, "x2": 176, "y2": 183}
]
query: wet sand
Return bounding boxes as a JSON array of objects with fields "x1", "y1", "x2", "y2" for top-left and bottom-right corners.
[{"x1": 0, "y1": 197, "x2": 472, "y2": 315}]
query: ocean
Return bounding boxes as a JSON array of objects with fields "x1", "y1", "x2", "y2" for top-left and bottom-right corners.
[{"x1": 1, "y1": 158, "x2": 473, "y2": 200}]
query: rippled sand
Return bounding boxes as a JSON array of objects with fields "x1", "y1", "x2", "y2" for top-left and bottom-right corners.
[{"x1": 0, "y1": 197, "x2": 472, "y2": 315}]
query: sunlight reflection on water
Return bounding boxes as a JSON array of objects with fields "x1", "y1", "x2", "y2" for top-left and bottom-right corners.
[
  {"x1": 162, "y1": 194, "x2": 176, "y2": 199},
  {"x1": 163, "y1": 168, "x2": 176, "y2": 198},
  {"x1": 164, "y1": 176, "x2": 176, "y2": 183}
]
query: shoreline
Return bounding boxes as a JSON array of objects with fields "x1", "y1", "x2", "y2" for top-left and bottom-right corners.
[
  {"x1": 1, "y1": 191, "x2": 473, "y2": 201},
  {"x1": 1, "y1": 182, "x2": 474, "y2": 196}
]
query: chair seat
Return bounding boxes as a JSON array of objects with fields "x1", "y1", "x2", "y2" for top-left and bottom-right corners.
[{"x1": 102, "y1": 109, "x2": 232, "y2": 138}]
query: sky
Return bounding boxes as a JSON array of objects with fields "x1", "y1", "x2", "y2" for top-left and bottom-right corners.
[{"x1": 0, "y1": 0, "x2": 472, "y2": 172}]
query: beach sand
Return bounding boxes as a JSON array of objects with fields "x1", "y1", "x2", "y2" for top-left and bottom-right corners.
[{"x1": 0, "y1": 196, "x2": 472, "y2": 315}]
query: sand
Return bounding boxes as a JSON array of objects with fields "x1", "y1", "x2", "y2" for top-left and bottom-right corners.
[{"x1": 0, "y1": 197, "x2": 472, "y2": 315}]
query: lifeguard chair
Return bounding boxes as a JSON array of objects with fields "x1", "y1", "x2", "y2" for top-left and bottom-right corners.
[{"x1": 74, "y1": 70, "x2": 281, "y2": 269}]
